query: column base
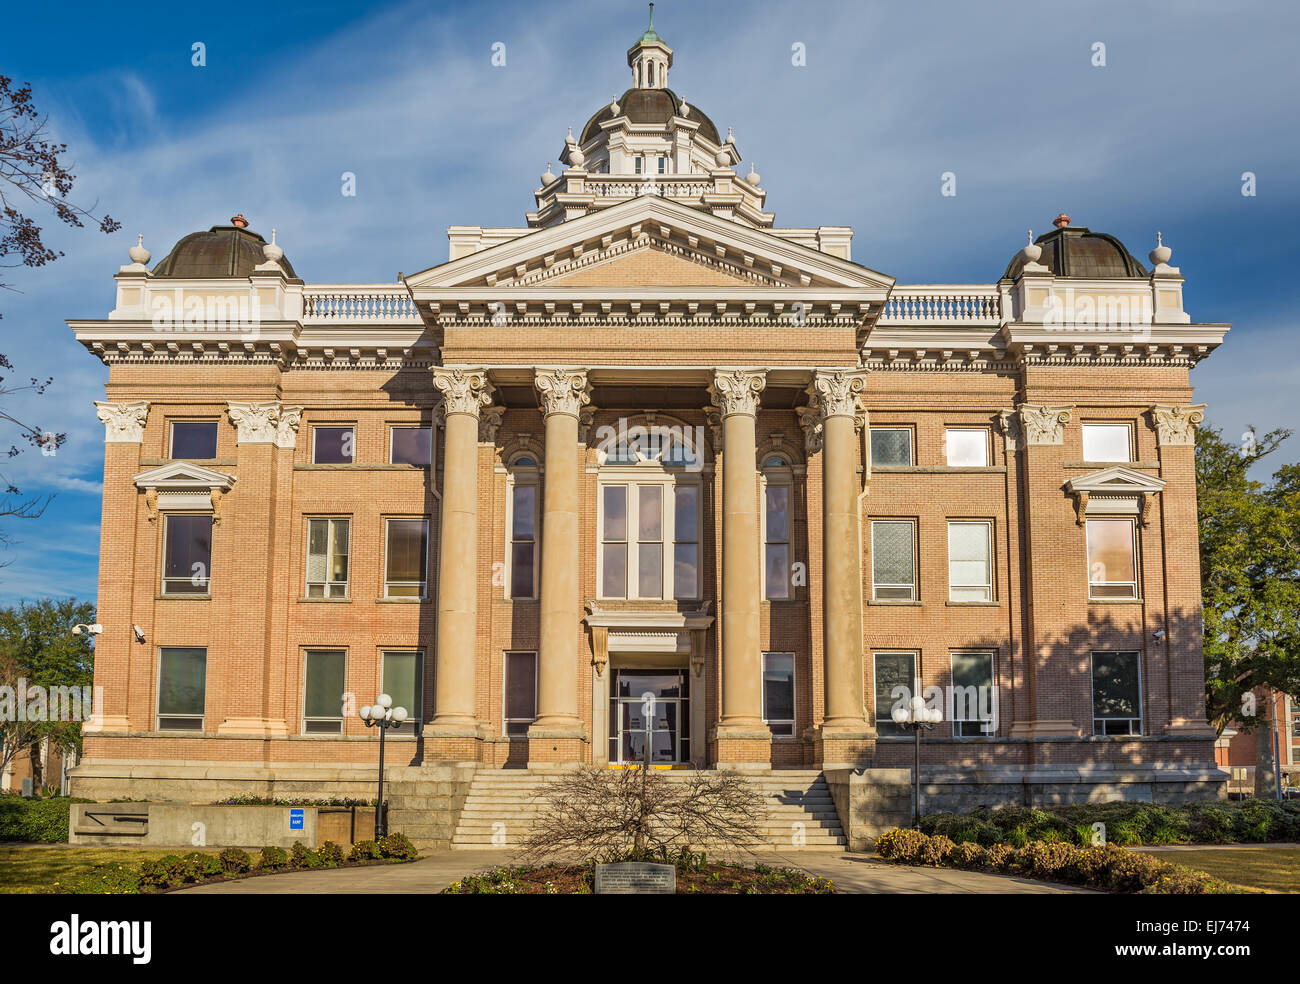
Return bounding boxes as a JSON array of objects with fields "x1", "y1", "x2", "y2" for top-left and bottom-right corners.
[
  {"x1": 422, "y1": 722, "x2": 488, "y2": 764},
  {"x1": 526, "y1": 724, "x2": 587, "y2": 769},
  {"x1": 1008, "y1": 720, "x2": 1082, "y2": 739},
  {"x1": 814, "y1": 724, "x2": 877, "y2": 769},
  {"x1": 711, "y1": 724, "x2": 772, "y2": 770}
]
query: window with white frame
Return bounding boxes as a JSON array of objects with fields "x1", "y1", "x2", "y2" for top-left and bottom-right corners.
[
  {"x1": 303, "y1": 649, "x2": 346, "y2": 734},
  {"x1": 763, "y1": 652, "x2": 795, "y2": 736},
  {"x1": 503, "y1": 651, "x2": 537, "y2": 737},
  {"x1": 306, "y1": 518, "x2": 349, "y2": 598},
  {"x1": 657, "y1": 155, "x2": 667, "y2": 174},
  {"x1": 870, "y1": 427, "x2": 913, "y2": 467},
  {"x1": 763, "y1": 456, "x2": 793, "y2": 600},
  {"x1": 1086, "y1": 517, "x2": 1138, "y2": 599},
  {"x1": 390, "y1": 426, "x2": 433, "y2": 466},
  {"x1": 506, "y1": 455, "x2": 539, "y2": 599},
  {"x1": 598, "y1": 478, "x2": 701, "y2": 601},
  {"x1": 948, "y1": 521, "x2": 993, "y2": 602},
  {"x1": 950, "y1": 651, "x2": 995, "y2": 737},
  {"x1": 157, "y1": 647, "x2": 206, "y2": 731},
  {"x1": 1082, "y1": 423, "x2": 1132, "y2": 462},
  {"x1": 872, "y1": 520, "x2": 916, "y2": 600},
  {"x1": 874, "y1": 651, "x2": 917, "y2": 737},
  {"x1": 385, "y1": 518, "x2": 428, "y2": 598},
  {"x1": 1091, "y1": 651, "x2": 1142, "y2": 735},
  {"x1": 945, "y1": 428, "x2": 989, "y2": 467},
  {"x1": 162, "y1": 514, "x2": 212, "y2": 595},
  {"x1": 382, "y1": 650, "x2": 423, "y2": 735},
  {"x1": 313, "y1": 425, "x2": 354, "y2": 464}
]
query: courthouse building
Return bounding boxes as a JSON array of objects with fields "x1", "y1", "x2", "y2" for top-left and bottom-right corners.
[{"x1": 68, "y1": 17, "x2": 1229, "y2": 837}]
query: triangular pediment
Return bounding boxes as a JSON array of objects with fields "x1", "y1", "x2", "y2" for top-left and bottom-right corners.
[
  {"x1": 134, "y1": 461, "x2": 236, "y2": 491},
  {"x1": 1065, "y1": 466, "x2": 1166, "y2": 496},
  {"x1": 406, "y1": 196, "x2": 894, "y2": 294}
]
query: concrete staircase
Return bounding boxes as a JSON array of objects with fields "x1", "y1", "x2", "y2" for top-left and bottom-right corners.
[{"x1": 448, "y1": 769, "x2": 846, "y2": 851}]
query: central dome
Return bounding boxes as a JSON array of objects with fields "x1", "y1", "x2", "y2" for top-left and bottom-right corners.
[{"x1": 580, "y1": 87, "x2": 721, "y2": 145}]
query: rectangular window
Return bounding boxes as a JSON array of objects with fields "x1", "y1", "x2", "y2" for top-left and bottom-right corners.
[
  {"x1": 509, "y1": 484, "x2": 537, "y2": 599},
  {"x1": 950, "y1": 652, "x2": 995, "y2": 737},
  {"x1": 170, "y1": 421, "x2": 218, "y2": 459},
  {"x1": 870, "y1": 428, "x2": 913, "y2": 467},
  {"x1": 945, "y1": 428, "x2": 989, "y2": 467},
  {"x1": 601, "y1": 485, "x2": 628, "y2": 597},
  {"x1": 303, "y1": 649, "x2": 346, "y2": 734},
  {"x1": 503, "y1": 651, "x2": 537, "y2": 737},
  {"x1": 306, "y1": 518, "x2": 349, "y2": 598},
  {"x1": 634, "y1": 155, "x2": 644, "y2": 175},
  {"x1": 162, "y1": 514, "x2": 212, "y2": 595},
  {"x1": 313, "y1": 426, "x2": 354, "y2": 464},
  {"x1": 874, "y1": 651, "x2": 917, "y2": 737},
  {"x1": 1086, "y1": 518, "x2": 1138, "y2": 599},
  {"x1": 673, "y1": 485, "x2": 699, "y2": 600},
  {"x1": 765, "y1": 484, "x2": 791, "y2": 600},
  {"x1": 1082, "y1": 423, "x2": 1132, "y2": 462},
  {"x1": 390, "y1": 426, "x2": 432, "y2": 466},
  {"x1": 157, "y1": 647, "x2": 206, "y2": 730},
  {"x1": 657, "y1": 156, "x2": 667, "y2": 174},
  {"x1": 872, "y1": 520, "x2": 916, "y2": 600},
  {"x1": 763, "y1": 652, "x2": 795, "y2": 737},
  {"x1": 637, "y1": 485, "x2": 664, "y2": 598},
  {"x1": 1092, "y1": 651, "x2": 1142, "y2": 735},
  {"x1": 948, "y1": 521, "x2": 992, "y2": 602},
  {"x1": 385, "y1": 518, "x2": 428, "y2": 598},
  {"x1": 382, "y1": 650, "x2": 423, "y2": 735}
]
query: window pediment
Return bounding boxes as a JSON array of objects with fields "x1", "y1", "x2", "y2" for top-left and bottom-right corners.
[
  {"x1": 1065, "y1": 466, "x2": 1165, "y2": 525},
  {"x1": 134, "y1": 461, "x2": 235, "y2": 520}
]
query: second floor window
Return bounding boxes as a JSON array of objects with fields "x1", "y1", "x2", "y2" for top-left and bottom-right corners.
[
  {"x1": 509, "y1": 476, "x2": 538, "y2": 599},
  {"x1": 163, "y1": 514, "x2": 212, "y2": 594},
  {"x1": 945, "y1": 428, "x2": 989, "y2": 467},
  {"x1": 1086, "y1": 518, "x2": 1137, "y2": 599},
  {"x1": 872, "y1": 520, "x2": 916, "y2": 601},
  {"x1": 385, "y1": 518, "x2": 428, "y2": 598},
  {"x1": 599, "y1": 482, "x2": 700, "y2": 600},
  {"x1": 306, "y1": 518, "x2": 349, "y2": 598},
  {"x1": 870, "y1": 427, "x2": 912, "y2": 467},
  {"x1": 764, "y1": 457, "x2": 792, "y2": 600},
  {"x1": 390, "y1": 426, "x2": 432, "y2": 466},
  {"x1": 314, "y1": 426, "x2": 354, "y2": 464},
  {"x1": 948, "y1": 521, "x2": 992, "y2": 602},
  {"x1": 1082, "y1": 423, "x2": 1132, "y2": 462},
  {"x1": 170, "y1": 420, "x2": 218, "y2": 459}
]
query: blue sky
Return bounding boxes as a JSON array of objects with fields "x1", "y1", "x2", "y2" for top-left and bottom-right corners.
[{"x1": 0, "y1": 0, "x2": 1296, "y2": 606}]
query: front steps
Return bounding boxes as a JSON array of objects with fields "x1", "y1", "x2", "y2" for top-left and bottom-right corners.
[{"x1": 447, "y1": 769, "x2": 846, "y2": 851}]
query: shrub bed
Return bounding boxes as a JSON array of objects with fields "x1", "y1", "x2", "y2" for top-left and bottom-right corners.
[
  {"x1": 0, "y1": 795, "x2": 85, "y2": 843},
  {"x1": 48, "y1": 833, "x2": 419, "y2": 894},
  {"x1": 875, "y1": 827, "x2": 1237, "y2": 893},
  {"x1": 918, "y1": 798, "x2": 1300, "y2": 847}
]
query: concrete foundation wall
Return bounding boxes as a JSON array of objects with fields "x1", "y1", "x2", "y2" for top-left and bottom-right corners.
[{"x1": 68, "y1": 802, "x2": 379, "y2": 849}]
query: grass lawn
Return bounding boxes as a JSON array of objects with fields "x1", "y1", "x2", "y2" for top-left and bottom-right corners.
[
  {"x1": 0, "y1": 845, "x2": 219, "y2": 895},
  {"x1": 1136, "y1": 848, "x2": 1300, "y2": 894}
]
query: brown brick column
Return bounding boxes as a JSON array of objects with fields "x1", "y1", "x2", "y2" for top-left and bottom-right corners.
[
  {"x1": 708, "y1": 369, "x2": 771, "y2": 768},
  {"x1": 528, "y1": 368, "x2": 591, "y2": 766},
  {"x1": 808, "y1": 370, "x2": 876, "y2": 768},
  {"x1": 426, "y1": 368, "x2": 493, "y2": 761}
]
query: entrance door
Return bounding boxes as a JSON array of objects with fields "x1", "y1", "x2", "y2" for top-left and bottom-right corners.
[{"x1": 609, "y1": 669, "x2": 690, "y2": 765}]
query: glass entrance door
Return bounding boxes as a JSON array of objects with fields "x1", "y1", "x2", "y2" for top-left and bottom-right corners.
[{"x1": 609, "y1": 669, "x2": 690, "y2": 765}]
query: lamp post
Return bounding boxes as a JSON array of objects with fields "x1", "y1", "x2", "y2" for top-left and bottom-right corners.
[
  {"x1": 892, "y1": 695, "x2": 943, "y2": 829},
  {"x1": 359, "y1": 694, "x2": 407, "y2": 840}
]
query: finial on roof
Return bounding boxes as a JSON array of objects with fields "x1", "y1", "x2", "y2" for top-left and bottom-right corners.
[
  {"x1": 648, "y1": 2, "x2": 654, "y2": 29},
  {"x1": 263, "y1": 227, "x2": 284, "y2": 264},
  {"x1": 1027, "y1": 229, "x2": 1034, "y2": 245},
  {"x1": 541, "y1": 162, "x2": 556, "y2": 187},
  {"x1": 231, "y1": 213, "x2": 249, "y2": 228},
  {"x1": 727, "y1": 126, "x2": 735, "y2": 143},
  {"x1": 745, "y1": 162, "x2": 761, "y2": 186},
  {"x1": 1149, "y1": 230, "x2": 1172, "y2": 267},
  {"x1": 1053, "y1": 212, "x2": 1070, "y2": 228},
  {"x1": 128, "y1": 233, "x2": 150, "y2": 266}
]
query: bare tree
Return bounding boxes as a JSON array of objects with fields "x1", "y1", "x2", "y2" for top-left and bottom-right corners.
[{"x1": 517, "y1": 766, "x2": 767, "y2": 863}]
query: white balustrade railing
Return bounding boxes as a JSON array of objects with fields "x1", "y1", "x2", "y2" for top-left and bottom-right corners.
[
  {"x1": 585, "y1": 176, "x2": 712, "y2": 200},
  {"x1": 302, "y1": 286, "x2": 420, "y2": 323},
  {"x1": 879, "y1": 287, "x2": 1002, "y2": 325}
]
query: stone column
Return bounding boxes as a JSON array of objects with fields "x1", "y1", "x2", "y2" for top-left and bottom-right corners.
[
  {"x1": 809, "y1": 370, "x2": 876, "y2": 768},
  {"x1": 708, "y1": 368, "x2": 771, "y2": 769},
  {"x1": 426, "y1": 368, "x2": 493, "y2": 761},
  {"x1": 528, "y1": 368, "x2": 591, "y2": 767}
]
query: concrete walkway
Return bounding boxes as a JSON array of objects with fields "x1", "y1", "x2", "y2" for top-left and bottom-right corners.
[{"x1": 175, "y1": 849, "x2": 1088, "y2": 894}]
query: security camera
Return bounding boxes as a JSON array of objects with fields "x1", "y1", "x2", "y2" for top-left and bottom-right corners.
[
  {"x1": 133, "y1": 625, "x2": 147, "y2": 643},
  {"x1": 71, "y1": 623, "x2": 103, "y2": 636},
  {"x1": 1152, "y1": 628, "x2": 1167, "y2": 641}
]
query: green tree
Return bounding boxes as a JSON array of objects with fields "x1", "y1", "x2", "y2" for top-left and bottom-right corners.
[
  {"x1": 0, "y1": 598, "x2": 95, "y2": 790},
  {"x1": 1197, "y1": 424, "x2": 1300, "y2": 795}
]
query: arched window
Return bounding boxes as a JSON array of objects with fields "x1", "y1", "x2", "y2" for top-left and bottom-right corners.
[
  {"x1": 505, "y1": 451, "x2": 539, "y2": 599},
  {"x1": 762, "y1": 453, "x2": 794, "y2": 600}
]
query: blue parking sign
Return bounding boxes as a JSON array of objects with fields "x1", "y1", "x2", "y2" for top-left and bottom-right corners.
[{"x1": 289, "y1": 808, "x2": 304, "y2": 830}]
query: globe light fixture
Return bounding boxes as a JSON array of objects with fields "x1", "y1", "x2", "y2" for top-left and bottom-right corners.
[
  {"x1": 360, "y1": 693, "x2": 408, "y2": 839},
  {"x1": 893, "y1": 694, "x2": 944, "y2": 828}
]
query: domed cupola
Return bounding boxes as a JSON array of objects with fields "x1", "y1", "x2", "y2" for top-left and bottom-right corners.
[
  {"x1": 1003, "y1": 213, "x2": 1147, "y2": 280},
  {"x1": 628, "y1": 3, "x2": 671, "y2": 90},
  {"x1": 151, "y1": 214, "x2": 298, "y2": 279}
]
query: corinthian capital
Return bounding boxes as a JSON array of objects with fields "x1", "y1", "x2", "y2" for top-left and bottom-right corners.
[
  {"x1": 708, "y1": 368, "x2": 767, "y2": 418},
  {"x1": 808, "y1": 369, "x2": 867, "y2": 420},
  {"x1": 95, "y1": 400, "x2": 150, "y2": 443},
  {"x1": 1017, "y1": 404, "x2": 1073, "y2": 446},
  {"x1": 433, "y1": 367, "x2": 494, "y2": 418},
  {"x1": 226, "y1": 401, "x2": 281, "y2": 444},
  {"x1": 534, "y1": 367, "x2": 592, "y2": 418},
  {"x1": 1150, "y1": 404, "x2": 1206, "y2": 446}
]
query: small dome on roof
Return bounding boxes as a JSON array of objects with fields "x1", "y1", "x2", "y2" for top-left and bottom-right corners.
[
  {"x1": 580, "y1": 87, "x2": 721, "y2": 145},
  {"x1": 1003, "y1": 218, "x2": 1147, "y2": 280},
  {"x1": 151, "y1": 218, "x2": 297, "y2": 279}
]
